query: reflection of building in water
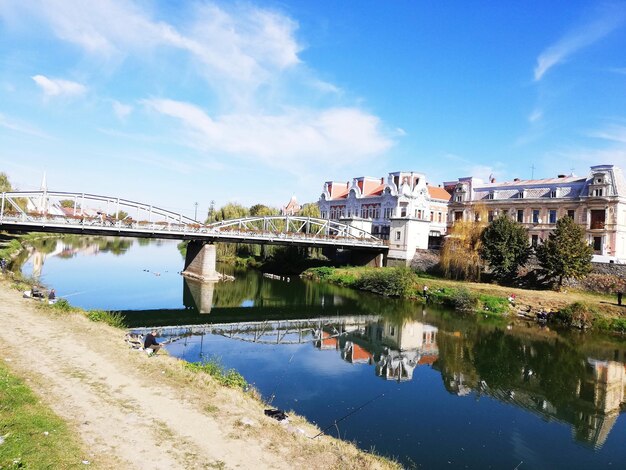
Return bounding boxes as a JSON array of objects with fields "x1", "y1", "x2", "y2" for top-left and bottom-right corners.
[
  {"x1": 316, "y1": 317, "x2": 439, "y2": 382},
  {"x1": 436, "y1": 327, "x2": 626, "y2": 449},
  {"x1": 342, "y1": 341, "x2": 373, "y2": 364},
  {"x1": 575, "y1": 359, "x2": 625, "y2": 447}
]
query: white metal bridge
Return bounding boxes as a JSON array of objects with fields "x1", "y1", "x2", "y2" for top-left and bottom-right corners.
[{"x1": 0, "y1": 191, "x2": 386, "y2": 250}]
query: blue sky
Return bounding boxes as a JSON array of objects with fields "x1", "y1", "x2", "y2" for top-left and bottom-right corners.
[{"x1": 1, "y1": 1, "x2": 625, "y2": 218}]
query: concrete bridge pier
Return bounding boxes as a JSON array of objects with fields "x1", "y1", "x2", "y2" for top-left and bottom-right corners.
[{"x1": 182, "y1": 241, "x2": 221, "y2": 282}]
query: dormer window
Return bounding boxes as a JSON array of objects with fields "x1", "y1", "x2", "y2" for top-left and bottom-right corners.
[
  {"x1": 455, "y1": 195, "x2": 463, "y2": 202},
  {"x1": 550, "y1": 189, "x2": 557, "y2": 198},
  {"x1": 592, "y1": 188, "x2": 603, "y2": 197},
  {"x1": 486, "y1": 192, "x2": 494, "y2": 200},
  {"x1": 518, "y1": 190, "x2": 524, "y2": 199}
]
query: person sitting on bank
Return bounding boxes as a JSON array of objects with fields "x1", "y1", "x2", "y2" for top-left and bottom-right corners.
[
  {"x1": 48, "y1": 289, "x2": 56, "y2": 301},
  {"x1": 144, "y1": 330, "x2": 161, "y2": 354}
]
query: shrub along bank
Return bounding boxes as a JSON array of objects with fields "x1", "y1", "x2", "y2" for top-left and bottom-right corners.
[
  {"x1": 302, "y1": 266, "x2": 626, "y2": 334},
  {"x1": 303, "y1": 266, "x2": 511, "y2": 316}
]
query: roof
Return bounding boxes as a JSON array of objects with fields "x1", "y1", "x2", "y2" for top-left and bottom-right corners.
[
  {"x1": 478, "y1": 175, "x2": 585, "y2": 189},
  {"x1": 427, "y1": 186, "x2": 451, "y2": 201}
]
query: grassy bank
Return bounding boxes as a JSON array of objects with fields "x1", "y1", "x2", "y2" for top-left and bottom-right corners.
[
  {"x1": 0, "y1": 360, "x2": 87, "y2": 468},
  {"x1": 303, "y1": 266, "x2": 626, "y2": 334}
]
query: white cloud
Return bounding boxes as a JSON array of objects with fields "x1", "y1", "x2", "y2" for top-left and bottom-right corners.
[
  {"x1": 0, "y1": 113, "x2": 52, "y2": 139},
  {"x1": 112, "y1": 100, "x2": 133, "y2": 120},
  {"x1": 588, "y1": 124, "x2": 626, "y2": 144},
  {"x1": 143, "y1": 98, "x2": 393, "y2": 170},
  {"x1": 10, "y1": 0, "x2": 301, "y2": 92},
  {"x1": 528, "y1": 109, "x2": 543, "y2": 123},
  {"x1": 534, "y1": 6, "x2": 626, "y2": 81},
  {"x1": 31, "y1": 74, "x2": 86, "y2": 97}
]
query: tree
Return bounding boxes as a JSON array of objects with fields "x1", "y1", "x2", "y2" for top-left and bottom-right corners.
[
  {"x1": 59, "y1": 199, "x2": 75, "y2": 208},
  {"x1": 209, "y1": 203, "x2": 249, "y2": 222},
  {"x1": 299, "y1": 203, "x2": 321, "y2": 218},
  {"x1": 536, "y1": 216, "x2": 593, "y2": 288},
  {"x1": 480, "y1": 215, "x2": 530, "y2": 281},
  {"x1": 0, "y1": 172, "x2": 12, "y2": 193},
  {"x1": 440, "y1": 204, "x2": 488, "y2": 281},
  {"x1": 249, "y1": 204, "x2": 278, "y2": 217}
]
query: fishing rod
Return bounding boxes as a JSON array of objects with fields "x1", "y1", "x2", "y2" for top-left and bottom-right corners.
[
  {"x1": 267, "y1": 353, "x2": 295, "y2": 406},
  {"x1": 311, "y1": 391, "x2": 385, "y2": 439}
]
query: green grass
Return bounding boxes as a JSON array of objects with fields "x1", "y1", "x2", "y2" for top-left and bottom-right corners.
[
  {"x1": 85, "y1": 310, "x2": 126, "y2": 328},
  {"x1": 184, "y1": 358, "x2": 248, "y2": 389},
  {"x1": 0, "y1": 361, "x2": 85, "y2": 468}
]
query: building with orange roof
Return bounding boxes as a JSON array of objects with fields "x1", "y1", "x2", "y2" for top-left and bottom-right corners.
[
  {"x1": 318, "y1": 171, "x2": 451, "y2": 262},
  {"x1": 281, "y1": 195, "x2": 301, "y2": 216},
  {"x1": 445, "y1": 164, "x2": 626, "y2": 262}
]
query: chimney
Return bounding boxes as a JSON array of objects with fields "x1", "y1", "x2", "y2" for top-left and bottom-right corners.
[
  {"x1": 514, "y1": 178, "x2": 520, "y2": 182},
  {"x1": 557, "y1": 174, "x2": 566, "y2": 178}
]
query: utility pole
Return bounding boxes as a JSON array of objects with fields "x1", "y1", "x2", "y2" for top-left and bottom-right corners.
[
  {"x1": 208, "y1": 200, "x2": 215, "y2": 222},
  {"x1": 194, "y1": 202, "x2": 198, "y2": 221}
]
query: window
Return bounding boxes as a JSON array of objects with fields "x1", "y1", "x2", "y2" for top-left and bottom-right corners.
[
  {"x1": 550, "y1": 190, "x2": 557, "y2": 198},
  {"x1": 549, "y1": 210, "x2": 557, "y2": 224},
  {"x1": 361, "y1": 207, "x2": 367, "y2": 218},
  {"x1": 517, "y1": 209, "x2": 524, "y2": 223},
  {"x1": 400, "y1": 203, "x2": 408, "y2": 217},
  {"x1": 395, "y1": 231, "x2": 401, "y2": 240},
  {"x1": 368, "y1": 207, "x2": 374, "y2": 219},
  {"x1": 531, "y1": 234, "x2": 539, "y2": 248},
  {"x1": 417, "y1": 209, "x2": 422, "y2": 219},
  {"x1": 374, "y1": 207, "x2": 380, "y2": 219},
  {"x1": 384, "y1": 208, "x2": 393, "y2": 219},
  {"x1": 321, "y1": 211, "x2": 327, "y2": 219},
  {"x1": 488, "y1": 211, "x2": 494, "y2": 222},
  {"x1": 593, "y1": 236, "x2": 602, "y2": 252},
  {"x1": 455, "y1": 195, "x2": 463, "y2": 202},
  {"x1": 454, "y1": 211, "x2": 463, "y2": 221},
  {"x1": 486, "y1": 192, "x2": 494, "y2": 200},
  {"x1": 593, "y1": 188, "x2": 603, "y2": 197},
  {"x1": 430, "y1": 211, "x2": 434, "y2": 221},
  {"x1": 567, "y1": 209, "x2": 575, "y2": 220},
  {"x1": 518, "y1": 191, "x2": 524, "y2": 199},
  {"x1": 438, "y1": 212, "x2": 442, "y2": 223},
  {"x1": 532, "y1": 209, "x2": 540, "y2": 224}
]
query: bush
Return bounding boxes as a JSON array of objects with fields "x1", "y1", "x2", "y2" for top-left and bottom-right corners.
[
  {"x1": 86, "y1": 310, "x2": 126, "y2": 328},
  {"x1": 450, "y1": 288, "x2": 480, "y2": 313},
  {"x1": 303, "y1": 266, "x2": 336, "y2": 281},
  {"x1": 353, "y1": 267, "x2": 416, "y2": 297},
  {"x1": 553, "y1": 302, "x2": 597, "y2": 329},
  {"x1": 184, "y1": 358, "x2": 247, "y2": 389},
  {"x1": 49, "y1": 298, "x2": 73, "y2": 312}
]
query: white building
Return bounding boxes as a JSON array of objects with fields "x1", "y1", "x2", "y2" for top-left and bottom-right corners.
[{"x1": 318, "y1": 171, "x2": 451, "y2": 262}]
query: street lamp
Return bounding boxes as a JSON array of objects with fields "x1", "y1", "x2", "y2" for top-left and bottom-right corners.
[{"x1": 194, "y1": 201, "x2": 198, "y2": 221}]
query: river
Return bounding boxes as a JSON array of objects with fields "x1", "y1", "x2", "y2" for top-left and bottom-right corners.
[{"x1": 17, "y1": 236, "x2": 626, "y2": 469}]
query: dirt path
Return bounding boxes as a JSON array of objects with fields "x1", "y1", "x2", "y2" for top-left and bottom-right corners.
[{"x1": 0, "y1": 282, "x2": 393, "y2": 469}]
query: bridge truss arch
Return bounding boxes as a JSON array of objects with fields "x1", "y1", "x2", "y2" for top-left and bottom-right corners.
[{"x1": 0, "y1": 190, "x2": 385, "y2": 249}]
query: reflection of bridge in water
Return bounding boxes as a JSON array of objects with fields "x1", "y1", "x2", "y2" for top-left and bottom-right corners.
[{"x1": 131, "y1": 315, "x2": 380, "y2": 345}]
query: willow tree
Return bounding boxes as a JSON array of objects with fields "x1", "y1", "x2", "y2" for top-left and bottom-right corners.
[{"x1": 440, "y1": 204, "x2": 488, "y2": 281}]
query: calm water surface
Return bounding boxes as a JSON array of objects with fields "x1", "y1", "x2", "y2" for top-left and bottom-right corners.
[{"x1": 18, "y1": 237, "x2": 626, "y2": 469}]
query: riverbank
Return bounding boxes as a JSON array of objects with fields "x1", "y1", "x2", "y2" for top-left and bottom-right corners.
[
  {"x1": 0, "y1": 278, "x2": 399, "y2": 469},
  {"x1": 303, "y1": 266, "x2": 626, "y2": 333}
]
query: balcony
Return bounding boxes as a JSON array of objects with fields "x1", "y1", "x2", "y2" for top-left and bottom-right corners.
[{"x1": 590, "y1": 221, "x2": 605, "y2": 230}]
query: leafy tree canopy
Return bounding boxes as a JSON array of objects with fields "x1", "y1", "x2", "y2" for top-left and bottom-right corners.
[
  {"x1": 480, "y1": 215, "x2": 530, "y2": 281},
  {"x1": 210, "y1": 203, "x2": 249, "y2": 222},
  {"x1": 536, "y1": 216, "x2": 593, "y2": 287},
  {"x1": 299, "y1": 203, "x2": 320, "y2": 218},
  {"x1": 0, "y1": 172, "x2": 13, "y2": 193},
  {"x1": 249, "y1": 204, "x2": 278, "y2": 217}
]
